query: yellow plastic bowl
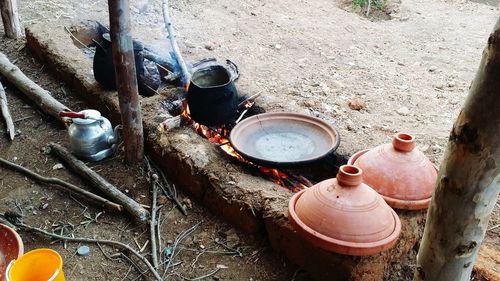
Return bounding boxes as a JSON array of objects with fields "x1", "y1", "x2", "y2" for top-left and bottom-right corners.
[{"x1": 6, "y1": 248, "x2": 65, "y2": 281}]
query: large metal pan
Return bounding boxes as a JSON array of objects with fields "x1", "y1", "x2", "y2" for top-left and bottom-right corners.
[{"x1": 229, "y1": 112, "x2": 340, "y2": 168}]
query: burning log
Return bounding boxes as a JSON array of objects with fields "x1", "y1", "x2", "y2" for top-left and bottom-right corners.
[{"x1": 49, "y1": 143, "x2": 149, "y2": 223}]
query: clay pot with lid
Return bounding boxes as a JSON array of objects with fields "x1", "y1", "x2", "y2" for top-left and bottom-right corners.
[
  {"x1": 348, "y1": 133, "x2": 438, "y2": 210},
  {"x1": 288, "y1": 165, "x2": 401, "y2": 256}
]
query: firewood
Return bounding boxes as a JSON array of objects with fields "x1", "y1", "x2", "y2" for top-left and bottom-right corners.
[
  {"x1": 0, "y1": 52, "x2": 69, "y2": 124},
  {"x1": 49, "y1": 143, "x2": 149, "y2": 223},
  {"x1": 0, "y1": 81, "x2": 14, "y2": 140},
  {"x1": 162, "y1": 0, "x2": 190, "y2": 88},
  {"x1": 0, "y1": 156, "x2": 123, "y2": 212}
]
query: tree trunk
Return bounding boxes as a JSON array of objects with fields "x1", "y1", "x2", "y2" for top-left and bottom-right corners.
[
  {"x1": 108, "y1": 0, "x2": 144, "y2": 165},
  {"x1": 0, "y1": 0, "x2": 22, "y2": 38},
  {"x1": 415, "y1": 18, "x2": 500, "y2": 281}
]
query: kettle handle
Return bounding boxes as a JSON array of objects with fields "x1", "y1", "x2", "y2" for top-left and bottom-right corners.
[{"x1": 59, "y1": 111, "x2": 86, "y2": 119}]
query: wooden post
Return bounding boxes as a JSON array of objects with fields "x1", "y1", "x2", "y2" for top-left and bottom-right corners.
[
  {"x1": 415, "y1": 17, "x2": 500, "y2": 281},
  {"x1": 108, "y1": 0, "x2": 144, "y2": 165},
  {"x1": 0, "y1": 0, "x2": 22, "y2": 38}
]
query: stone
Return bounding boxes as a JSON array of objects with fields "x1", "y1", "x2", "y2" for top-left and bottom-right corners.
[
  {"x1": 77, "y1": 245, "x2": 90, "y2": 256},
  {"x1": 447, "y1": 81, "x2": 456, "y2": 88},
  {"x1": 223, "y1": 228, "x2": 240, "y2": 248},
  {"x1": 428, "y1": 66, "x2": 438, "y2": 72},
  {"x1": 52, "y1": 163, "x2": 64, "y2": 170},
  {"x1": 348, "y1": 97, "x2": 367, "y2": 111},
  {"x1": 183, "y1": 198, "x2": 193, "y2": 209},
  {"x1": 396, "y1": 106, "x2": 410, "y2": 116},
  {"x1": 204, "y1": 43, "x2": 215, "y2": 51}
]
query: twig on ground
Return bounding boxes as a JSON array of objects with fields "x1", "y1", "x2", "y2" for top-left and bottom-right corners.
[
  {"x1": 169, "y1": 268, "x2": 221, "y2": 281},
  {"x1": 0, "y1": 81, "x2": 15, "y2": 140},
  {"x1": 13, "y1": 221, "x2": 163, "y2": 281},
  {"x1": 487, "y1": 224, "x2": 500, "y2": 231},
  {"x1": 0, "y1": 156, "x2": 123, "y2": 212},
  {"x1": 13, "y1": 115, "x2": 33, "y2": 123},
  {"x1": 163, "y1": 222, "x2": 201, "y2": 277},
  {"x1": 150, "y1": 174, "x2": 160, "y2": 269},
  {"x1": 156, "y1": 205, "x2": 164, "y2": 271},
  {"x1": 120, "y1": 265, "x2": 134, "y2": 281},
  {"x1": 146, "y1": 156, "x2": 187, "y2": 215}
]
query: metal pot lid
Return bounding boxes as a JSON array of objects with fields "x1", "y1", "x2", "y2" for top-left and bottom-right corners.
[{"x1": 229, "y1": 112, "x2": 340, "y2": 168}]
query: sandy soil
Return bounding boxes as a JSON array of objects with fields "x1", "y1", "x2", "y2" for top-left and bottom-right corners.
[{"x1": 0, "y1": 0, "x2": 499, "y2": 280}]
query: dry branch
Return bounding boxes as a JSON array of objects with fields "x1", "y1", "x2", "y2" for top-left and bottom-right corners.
[
  {"x1": 0, "y1": 0, "x2": 22, "y2": 38},
  {"x1": 0, "y1": 52, "x2": 69, "y2": 124},
  {"x1": 0, "y1": 156, "x2": 123, "y2": 212},
  {"x1": 162, "y1": 0, "x2": 190, "y2": 87},
  {"x1": 0, "y1": 81, "x2": 14, "y2": 140},
  {"x1": 416, "y1": 17, "x2": 500, "y2": 281},
  {"x1": 150, "y1": 174, "x2": 159, "y2": 269},
  {"x1": 14, "y1": 221, "x2": 163, "y2": 281},
  {"x1": 49, "y1": 143, "x2": 149, "y2": 223}
]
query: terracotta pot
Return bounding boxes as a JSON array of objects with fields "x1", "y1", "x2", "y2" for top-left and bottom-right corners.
[
  {"x1": 348, "y1": 133, "x2": 438, "y2": 210},
  {"x1": 0, "y1": 224, "x2": 24, "y2": 281},
  {"x1": 288, "y1": 165, "x2": 401, "y2": 256}
]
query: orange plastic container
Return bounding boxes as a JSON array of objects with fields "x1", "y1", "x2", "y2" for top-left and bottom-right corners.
[{"x1": 6, "y1": 248, "x2": 65, "y2": 281}]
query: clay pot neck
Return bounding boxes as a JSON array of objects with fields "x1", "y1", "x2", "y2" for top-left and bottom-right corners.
[
  {"x1": 392, "y1": 133, "x2": 416, "y2": 152},
  {"x1": 336, "y1": 165, "x2": 363, "y2": 186}
]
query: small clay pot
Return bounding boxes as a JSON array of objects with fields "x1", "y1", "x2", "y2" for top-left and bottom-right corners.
[
  {"x1": 0, "y1": 224, "x2": 24, "y2": 280},
  {"x1": 288, "y1": 165, "x2": 401, "y2": 256},
  {"x1": 348, "y1": 133, "x2": 438, "y2": 210}
]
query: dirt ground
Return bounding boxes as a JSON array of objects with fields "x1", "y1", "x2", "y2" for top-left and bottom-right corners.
[{"x1": 0, "y1": 0, "x2": 499, "y2": 280}]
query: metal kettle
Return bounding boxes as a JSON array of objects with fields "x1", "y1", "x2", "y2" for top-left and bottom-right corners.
[{"x1": 59, "y1": 110, "x2": 120, "y2": 162}]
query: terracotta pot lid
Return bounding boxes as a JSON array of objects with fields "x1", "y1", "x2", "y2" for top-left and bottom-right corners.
[
  {"x1": 288, "y1": 165, "x2": 401, "y2": 256},
  {"x1": 348, "y1": 133, "x2": 438, "y2": 210},
  {"x1": 0, "y1": 223, "x2": 24, "y2": 279}
]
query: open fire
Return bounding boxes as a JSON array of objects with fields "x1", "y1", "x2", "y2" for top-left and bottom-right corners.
[{"x1": 181, "y1": 104, "x2": 312, "y2": 192}]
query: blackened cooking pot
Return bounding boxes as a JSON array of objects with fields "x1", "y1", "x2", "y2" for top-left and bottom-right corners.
[{"x1": 187, "y1": 65, "x2": 239, "y2": 126}]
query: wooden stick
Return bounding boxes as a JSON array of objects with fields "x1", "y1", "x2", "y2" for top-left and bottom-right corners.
[
  {"x1": 150, "y1": 174, "x2": 159, "y2": 269},
  {"x1": 162, "y1": 0, "x2": 190, "y2": 88},
  {"x1": 0, "y1": 81, "x2": 14, "y2": 140},
  {"x1": 0, "y1": 156, "x2": 123, "y2": 212},
  {"x1": 49, "y1": 143, "x2": 149, "y2": 223},
  {"x1": 108, "y1": 0, "x2": 144, "y2": 165},
  {"x1": 0, "y1": 52, "x2": 69, "y2": 124},
  {"x1": 0, "y1": 0, "x2": 22, "y2": 38},
  {"x1": 15, "y1": 222, "x2": 163, "y2": 281}
]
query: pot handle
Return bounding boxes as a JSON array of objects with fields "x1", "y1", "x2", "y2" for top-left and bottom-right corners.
[{"x1": 226, "y1": 59, "x2": 240, "y2": 81}]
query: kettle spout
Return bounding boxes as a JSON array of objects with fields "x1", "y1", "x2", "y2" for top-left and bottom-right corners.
[{"x1": 107, "y1": 125, "x2": 122, "y2": 144}]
